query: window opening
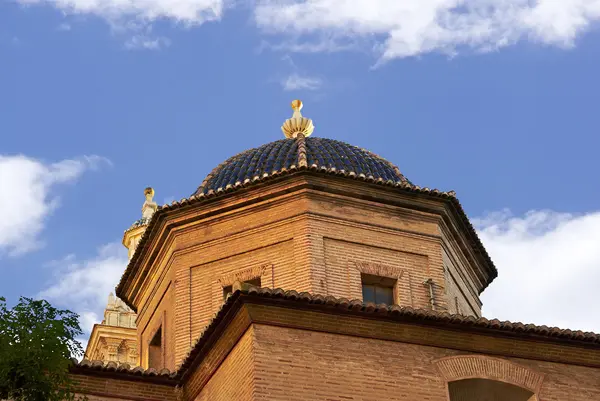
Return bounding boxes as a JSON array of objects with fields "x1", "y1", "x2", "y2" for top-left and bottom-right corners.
[
  {"x1": 148, "y1": 327, "x2": 162, "y2": 370},
  {"x1": 361, "y1": 273, "x2": 396, "y2": 305}
]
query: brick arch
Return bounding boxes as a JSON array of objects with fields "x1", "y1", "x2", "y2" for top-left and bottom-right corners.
[{"x1": 434, "y1": 355, "x2": 545, "y2": 394}]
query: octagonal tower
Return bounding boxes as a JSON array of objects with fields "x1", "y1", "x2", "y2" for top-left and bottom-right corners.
[{"x1": 116, "y1": 101, "x2": 496, "y2": 371}]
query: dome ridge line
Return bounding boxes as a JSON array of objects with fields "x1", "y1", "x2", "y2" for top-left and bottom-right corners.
[{"x1": 296, "y1": 134, "x2": 308, "y2": 168}]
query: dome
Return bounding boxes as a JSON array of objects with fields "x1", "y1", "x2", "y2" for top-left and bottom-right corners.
[{"x1": 193, "y1": 137, "x2": 411, "y2": 196}]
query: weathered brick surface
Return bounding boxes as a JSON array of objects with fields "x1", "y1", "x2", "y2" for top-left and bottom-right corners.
[
  {"x1": 251, "y1": 323, "x2": 600, "y2": 401},
  {"x1": 77, "y1": 295, "x2": 599, "y2": 401},
  {"x1": 247, "y1": 303, "x2": 600, "y2": 367},
  {"x1": 189, "y1": 239, "x2": 294, "y2": 345},
  {"x1": 182, "y1": 307, "x2": 252, "y2": 400},
  {"x1": 123, "y1": 176, "x2": 499, "y2": 371},
  {"x1": 84, "y1": 165, "x2": 596, "y2": 401},
  {"x1": 138, "y1": 283, "x2": 174, "y2": 370},
  {"x1": 143, "y1": 180, "x2": 488, "y2": 367},
  {"x1": 441, "y1": 226, "x2": 483, "y2": 316},
  {"x1": 193, "y1": 327, "x2": 255, "y2": 401},
  {"x1": 71, "y1": 374, "x2": 177, "y2": 401}
]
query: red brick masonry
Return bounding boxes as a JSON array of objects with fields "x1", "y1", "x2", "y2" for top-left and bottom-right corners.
[{"x1": 71, "y1": 287, "x2": 600, "y2": 401}]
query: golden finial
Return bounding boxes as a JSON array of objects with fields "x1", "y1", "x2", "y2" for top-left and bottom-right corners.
[
  {"x1": 142, "y1": 187, "x2": 157, "y2": 219},
  {"x1": 144, "y1": 187, "x2": 154, "y2": 200},
  {"x1": 282, "y1": 99, "x2": 314, "y2": 139},
  {"x1": 291, "y1": 99, "x2": 303, "y2": 112}
]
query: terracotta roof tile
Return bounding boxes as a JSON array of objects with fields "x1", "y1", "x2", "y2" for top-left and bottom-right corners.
[
  {"x1": 69, "y1": 359, "x2": 177, "y2": 383},
  {"x1": 73, "y1": 286, "x2": 600, "y2": 385},
  {"x1": 174, "y1": 286, "x2": 600, "y2": 383},
  {"x1": 238, "y1": 286, "x2": 599, "y2": 343}
]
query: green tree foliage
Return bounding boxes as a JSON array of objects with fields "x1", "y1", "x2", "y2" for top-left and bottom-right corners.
[{"x1": 0, "y1": 296, "x2": 84, "y2": 401}]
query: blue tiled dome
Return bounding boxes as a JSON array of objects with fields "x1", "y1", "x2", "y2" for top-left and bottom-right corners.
[{"x1": 193, "y1": 137, "x2": 410, "y2": 196}]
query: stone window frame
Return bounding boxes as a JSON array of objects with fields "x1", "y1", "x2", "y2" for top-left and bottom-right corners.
[
  {"x1": 350, "y1": 261, "x2": 405, "y2": 305},
  {"x1": 212, "y1": 264, "x2": 275, "y2": 313},
  {"x1": 434, "y1": 355, "x2": 544, "y2": 401}
]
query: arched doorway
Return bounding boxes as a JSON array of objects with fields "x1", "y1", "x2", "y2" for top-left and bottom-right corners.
[{"x1": 448, "y1": 378, "x2": 536, "y2": 401}]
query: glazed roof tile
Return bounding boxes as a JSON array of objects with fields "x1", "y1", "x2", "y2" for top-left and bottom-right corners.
[{"x1": 193, "y1": 137, "x2": 411, "y2": 196}]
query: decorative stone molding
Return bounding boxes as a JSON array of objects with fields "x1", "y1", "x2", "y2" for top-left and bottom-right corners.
[
  {"x1": 434, "y1": 355, "x2": 545, "y2": 394},
  {"x1": 350, "y1": 261, "x2": 408, "y2": 305},
  {"x1": 351, "y1": 261, "x2": 405, "y2": 280},
  {"x1": 217, "y1": 264, "x2": 272, "y2": 287},
  {"x1": 213, "y1": 264, "x2": 275, "y2": 314}
]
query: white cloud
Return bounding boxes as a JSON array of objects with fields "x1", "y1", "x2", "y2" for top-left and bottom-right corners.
[
  {"x1": 282, "y1": 73, "x2": 322, "y2": 91},
  {"x1": 18, "y1": 0, "x2": 225, "y2": 25},
  {"x1": 39, "y1": 242, "x2": 128, "y2": 334},
  {"x1": 125, "y1": 34, "x2": 171, "y2": 50},
  {"x1": 57, "y1": 22, "x2": 71, "y2": 31},
  {"x1": 478, "y1": 209, "x2": 600, "y2": 334},
  {"x1": 18, "y1": 0, "x2": 225, "y2": 47},
  {"x1": 15, "y1": 0, "x2": 600, "y2": 57},
  {"x1": 254, "y1": 0, "x2": 600, "y2": 62},
  {"x1": 0, "y1": 155, "x2": 109, "y2": 256}
]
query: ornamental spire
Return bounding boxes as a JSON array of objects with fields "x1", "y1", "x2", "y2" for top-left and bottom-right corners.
[
  {"x1": 122, "y1": 187, "x2": 158, "y2": 260},
  {"x1": 141, "y1": 187, "x2": 158, "y2": 219},
  {"x1": 281, "y1": 99, "x2": 315, "y2": 139}
]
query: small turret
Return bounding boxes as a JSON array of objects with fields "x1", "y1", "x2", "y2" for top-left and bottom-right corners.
[{"x1": 123, "y1": 187, "x2": 158, "y2": 260}]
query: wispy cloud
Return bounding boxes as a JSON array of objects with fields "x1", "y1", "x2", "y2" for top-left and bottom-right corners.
[
  {"x1": 478, "y1": 209, "x2": 600, "y2": 333},
  {"x1": 57, "y1": 23, "x2": 71, "y2": 31},
  {"x1": 39, "y1": 242, "x2": 128, "y2": 335},
  {"x1": 125, "y1": 35, "x2": 171, "y2": 50},
  {"x1": 18, "y1": 0, "x2": 225, "y2": 25},
  {"x1": 0, "y1": 155, "x2": 110, "y2": 257},
  {"x1": 281, "y1": 73, "x2": 322, "y2": 91},
  {"x1": 254, "y1": 0, "x2": 600, "y2": 62},
  {"x1": 17, "y1": 0, "x2": 225, "y2": 48},
  {"x1": 13, "y1": 0, "x2": 600, "y2": 58},
  {"x1": 259, "y1": 37, "x2": 360, "y2": 54}
]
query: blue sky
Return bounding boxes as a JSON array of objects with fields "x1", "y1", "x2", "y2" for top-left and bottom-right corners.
[{"x1": 1, "y1": 0, "x2": 600, "y2": 343}]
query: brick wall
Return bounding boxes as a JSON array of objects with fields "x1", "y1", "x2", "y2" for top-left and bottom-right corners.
[
  {"x1": 443, "y1": 247, "x2": 481, "y2": 316},
  {"x1": 194, "y1": 328, "x2": 255, "y2": 401},
  {"x1": 250, "y1": 324, "x2": 600, "y2": 401},
  {"x1": 129, "y1": 177, "x2": 494, "y2": 368},
  {"x1": 189, "y1": 239, "x2": 294, "y2": 344},
  {"x1": 137, "y1": 283, "x2": 174, "y2": 370},
  {"x1": 71, "y1": 374, "x2": 177, "y2": 401},
  {"x1": 168, "y1": 188, "x2": 453, "y2": 366}
]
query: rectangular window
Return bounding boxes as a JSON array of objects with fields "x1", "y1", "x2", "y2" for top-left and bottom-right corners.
[
  {"x1": 361, "y1": 273, "x2": 396, "y2": 305},
  {"x1": 147, "y1": 327, "x2": 162, "y2": 370},
  {"x1": 223, "y1": 277, "x2": 261, "y2": 301}
]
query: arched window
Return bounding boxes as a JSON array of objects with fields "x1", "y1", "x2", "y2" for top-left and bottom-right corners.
[
  {"x1": 449, "y1": 378, "x2": 535, "y2": 401},
  {"x1": 434, "y1": 355, "x2": 544, "y2": 401}
]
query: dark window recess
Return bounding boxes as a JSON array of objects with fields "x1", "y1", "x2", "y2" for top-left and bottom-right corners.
[
  {"x1": 223, "y1": 278, "x2": 262, "y2": 301},
  {"x1": 148, "y1": 327, "x2": 162, "y2": 370},
  {"x1": 361, "y1": 273, "x2": 396, "y2": 305}
]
